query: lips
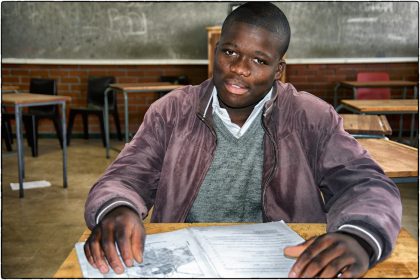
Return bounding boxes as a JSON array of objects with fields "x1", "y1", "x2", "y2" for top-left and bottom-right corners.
[{"x1": 224, "y1": 80, "x2": 249, "y2": 95}]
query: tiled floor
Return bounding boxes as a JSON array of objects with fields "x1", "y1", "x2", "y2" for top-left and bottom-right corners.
[{"x1": 1, "y1": 138, "x2": 418, "y2": 278}]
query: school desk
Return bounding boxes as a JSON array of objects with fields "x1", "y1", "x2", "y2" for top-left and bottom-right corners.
[
  {"x1": 357, "y1": 138, "x2": 418, "y2": 183},
  {"x1": 1, "y1": 85, "x2": 20, "y2": 93},
  {"x1": 53, "y1": 223, "x2": 418, "y2": 278},
  {"x1": 340, "y1": 114, "x2": 392, "y2": 137},
  {"x1": 103, "y1": 83, "x2": 183, "y2": 158},
  {"x1": 338, "y1": 99, "x2": 418, "y2": 145},
  {"x1": 2, "y1": 93, "x2": 71, "y2": 197},
  {"x1": 333, "y1": 80, "x2": 418, "y2": 108}
]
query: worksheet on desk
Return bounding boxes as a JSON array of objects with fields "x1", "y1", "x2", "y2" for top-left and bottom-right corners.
[
  {"x1": 75, "y1": 221, "x2": 304, "y2": 278},
  {"x1": 189, "y1": 221, "x2": 304, "y2": 278},
  {"x1": 75, "y1": 229, "x2": 216, "y2": 278}
]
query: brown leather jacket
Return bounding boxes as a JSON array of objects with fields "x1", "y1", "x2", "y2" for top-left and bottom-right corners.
[{"x1": 85, "y1": 79, "x2": 401, "y2": 263}]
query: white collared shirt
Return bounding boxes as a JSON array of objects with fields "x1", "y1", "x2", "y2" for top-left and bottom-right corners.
[{"x1": 211, "y1": 86, "x2": 272, "y2": 139}]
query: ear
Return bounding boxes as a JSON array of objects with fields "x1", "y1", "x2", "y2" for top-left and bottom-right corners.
[
  {"x1": 214, "y1": 41, "x2": 219, "y2": 55},
  {"x1": 274, "y1": 58, "x2": 286, "y2": 81}
]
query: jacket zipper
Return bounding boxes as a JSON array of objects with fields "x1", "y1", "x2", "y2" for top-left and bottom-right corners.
[{"x1": 261, "y1": 111, "x2": 278, "y2": 222}]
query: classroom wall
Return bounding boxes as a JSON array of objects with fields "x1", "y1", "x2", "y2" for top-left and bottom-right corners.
[{"x1": 2, "y1": 62, "x2": 418, "y2": 137}]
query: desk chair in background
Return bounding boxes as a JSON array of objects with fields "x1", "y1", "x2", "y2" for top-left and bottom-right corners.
[
  {"x1": 22, "y1": 78, "x2": 63, "y2": 157},
  {"x1": 356, "y1": 72, "x2": 391, "y2": 100},
  {"x1": 158, "y1": 75, "x2": 189, "y2": 98},
  {"x1": 67, "y1": 76, "x2": 122, "y2": 146}
]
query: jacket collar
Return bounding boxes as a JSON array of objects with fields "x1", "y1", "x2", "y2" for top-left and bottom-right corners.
[{"x1": 197, "y1": 79, "x2": 281, "y2": 120}]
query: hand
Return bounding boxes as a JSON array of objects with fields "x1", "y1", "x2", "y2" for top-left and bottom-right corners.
[
  {"x1": 84, "y1": 206, "x2": 146, "y2": 274},
  {"x1": 284, "y1": 232, "x2": 369, "y2": 278}
]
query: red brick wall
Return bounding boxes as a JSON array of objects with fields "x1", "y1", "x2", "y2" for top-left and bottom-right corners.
[{"x1": 2, "y1": 62, "x2": 418, "y2": 136}]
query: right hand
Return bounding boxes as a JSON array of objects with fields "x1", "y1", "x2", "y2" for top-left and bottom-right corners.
[{"x1": 83, "y1": 206, "x2": 146, "y2": 274}]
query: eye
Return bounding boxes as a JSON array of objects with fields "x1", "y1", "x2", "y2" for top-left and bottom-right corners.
[
  {"x1": 223, "y1": 49, "x2": 237, "y2": 57},
  {"x1": 253, "y1": 58, "x2": 267, "y2": 65}
]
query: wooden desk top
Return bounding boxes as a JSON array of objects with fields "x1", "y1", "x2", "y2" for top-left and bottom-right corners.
[
  {"x1": 341, "y1": 114, "x2": 392, "y2": 135},
  {"x1": 340, "y1": 99, "x2": 418, "y2": 113},
  {"x1": 2, "y1": 93, "x2": 71, "y2": 105},
  {"x1": 339, "y1": 80, "x2": 418, "y2": 88},
  {"x1": 357, "y1": 138, "x2": 418, "y2": 178},
  {"x1": 1, "y1": 85, "x2": 20, "y2": 92},
  {"x1": 109, "y1": 82, "x2": 184, "y2": 92},
  {"x1": 53, "y1": 223, "x2": 418, "y2": 278}
]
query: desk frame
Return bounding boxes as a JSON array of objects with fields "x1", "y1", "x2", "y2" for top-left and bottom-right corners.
[
  {"x1": 2, "y1": 94, "x2": 69, "y2": 197},
  {"x1": 103, "y1": 83, "x2": 182, "y2": 158}
]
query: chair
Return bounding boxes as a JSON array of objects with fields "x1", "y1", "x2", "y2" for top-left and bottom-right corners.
[
  {"x1": 22, "y1": 78, "x2": 63, "y2": 157},
  {"x1": 356, "y1": 72, "x2": 391, "y2": 100},
  {"x1": 158, "y1": 75, "x2": 189, "y2": 98},
  {"x1": 67, "y1": 76, "x2": 122, "y2": 146}
]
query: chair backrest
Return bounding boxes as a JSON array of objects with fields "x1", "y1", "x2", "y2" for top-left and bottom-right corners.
[
  {"x1": 28, "y1": 78, "x2": 57, "y2": 114},
  {"x1": 160, "y1": 75, "x2": 189, "y2": 85},
  {"x1": 356, "y1": 72, "x2": 391, "y2": 100},
  {"x1": 87, "y1": 76, "x2": 116, "y2": 108},
  {"x1": 158, "y1": 75, "x2": 189, "y2": 97}
]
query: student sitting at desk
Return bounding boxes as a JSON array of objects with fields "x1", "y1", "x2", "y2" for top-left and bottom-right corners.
[{"x1": 83, "y1": 2, "x2": 401, "y2": 278}]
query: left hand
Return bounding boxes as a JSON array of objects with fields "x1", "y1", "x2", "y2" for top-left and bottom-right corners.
[{"x1": 284, "y1": 232, "x2": 369, "y2": 278}]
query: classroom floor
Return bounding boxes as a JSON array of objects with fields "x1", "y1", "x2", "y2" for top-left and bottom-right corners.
[{"x1": 1, "y1": 138, "x2": 418, "y2": 278}]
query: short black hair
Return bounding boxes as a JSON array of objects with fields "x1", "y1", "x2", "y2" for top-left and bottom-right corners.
[{"x1": 221, "y1": 2, "x2": 291, "y2": 57}]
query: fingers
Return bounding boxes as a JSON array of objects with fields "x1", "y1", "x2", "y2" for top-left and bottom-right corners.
[
  {"x1": 130, "y1": 221, "x2": 146, "y2": 264},
  {"x1": 102, "y1": 226, "x2": 125, "y2": 274},
  {"x1": 288, "y1": 233, "x2": 369, "y2": 278},
  {"x1": 84, "y1": 228, "x2": 111, "y2": 274},
  {"x1": 83, "y1": 207, "x2": 145, "y2": 275},
  {"x1": 284, "y1": 237, "x2": 316, "y2": 258}
]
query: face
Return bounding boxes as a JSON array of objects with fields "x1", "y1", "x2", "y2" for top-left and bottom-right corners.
[{"x1": 213, "y1": 21, "x2": 285, "y2": 110}]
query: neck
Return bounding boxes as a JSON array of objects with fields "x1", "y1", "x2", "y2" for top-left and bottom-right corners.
[{"x1": 218, "y1": 98, "x2": 254, "y2": 127}]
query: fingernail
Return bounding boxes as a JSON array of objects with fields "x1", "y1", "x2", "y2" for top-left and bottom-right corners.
[
  {"x1": 125, "y1": 259, "x2": 133, "y2": 267},
  {"x1": 114, "y1": 266, "x2": 123, "y2": 274},
  {"x1": 99, "y1": 265, "x2": 108, "y2": 274},
  {"x1": 289, "y1": 271, "x2": 297, "y2": 278}
]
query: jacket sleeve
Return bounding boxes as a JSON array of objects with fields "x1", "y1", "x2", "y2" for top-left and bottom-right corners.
[
  {"x1": 84, "y1": 97, "x2": 174, "y2": 229},
  {"x1": 314, "y1": 106, "x2": 402, "y2": 266}
]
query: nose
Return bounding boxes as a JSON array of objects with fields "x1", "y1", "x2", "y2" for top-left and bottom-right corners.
[{"x1": 230, "y1": 57, "x2": 251, "y2": 77}]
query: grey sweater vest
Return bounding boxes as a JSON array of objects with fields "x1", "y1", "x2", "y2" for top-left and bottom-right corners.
[{"x1": 186, "y1": 111, "x2": 264, "y2": 222}]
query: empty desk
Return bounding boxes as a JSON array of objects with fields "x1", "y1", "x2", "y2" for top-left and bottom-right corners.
[
  {"x1": 104, "y1": 82, "x2": 183, "y2": 158},
  {"x1": 357, "y1": 138, "x2": 418, "y2": 183},
  {"x1": 339, "y1": 99, "x2": 418, "y2": 145},
  {"x1": 2, "y1": 93, "x2": 71, "y2": 197},
  {"x1": 334, "y1": 80, "x2": 418, "y2": 108},
  {"x1": 341, "y1": 114, "x2": 392, "y2": 137}
]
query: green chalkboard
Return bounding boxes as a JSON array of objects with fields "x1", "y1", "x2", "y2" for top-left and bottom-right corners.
[{"x1": 1, "y1": 2, "x2": 418, "y2": 60}]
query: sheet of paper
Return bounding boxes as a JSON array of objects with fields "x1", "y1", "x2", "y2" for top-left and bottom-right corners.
[
  {"x1": 189, "y1": 221, "x2": 304, "y2": 278},
  {"x1": 75, "y1": 228, "x2": 215, "y2": 278},
  {"x1": 10, "y1": 180, "x2": 51, "y2": 190},
  {"x1": 75, "y1": 222, "x2": 304, "y2": 278}
]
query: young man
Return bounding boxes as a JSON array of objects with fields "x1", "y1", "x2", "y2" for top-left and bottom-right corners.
[{"x1": 83, "y1": 2, "x2": 401, "y2": 278}]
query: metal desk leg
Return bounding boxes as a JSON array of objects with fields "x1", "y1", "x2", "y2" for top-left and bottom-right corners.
[
  {"x1": 123, "y1": 91, "x2": 129, "y2": 143},
  {"x1": 398, "y1": 113, "x2": 404, "y2": 140},
  {"x1": 15, "y1": 105, "x2": 24, "y2": 198},
  {"x1": 409, "y1": 112, "x2": 416, "y2": 146},
  {"x1": 61, "y1": 101, "x2": 68, "y2": 188},
  {"x1": 104, "y1": 88, "x2": 111, "y2": 159}
]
